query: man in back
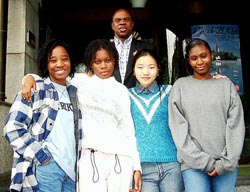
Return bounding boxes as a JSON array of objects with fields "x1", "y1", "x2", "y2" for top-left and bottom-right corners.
[{"x1": 111, "y1": 8, "x2": 152, "y2": 88}]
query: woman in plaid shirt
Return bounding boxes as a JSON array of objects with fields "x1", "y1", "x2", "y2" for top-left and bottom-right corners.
[{"x1": 4, "y1": 39, "x2": 82, "y2": 192}]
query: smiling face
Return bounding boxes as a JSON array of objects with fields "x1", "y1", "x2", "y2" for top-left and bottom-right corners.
[
  {"x1": 188, "y1": 44, "x2": 214, "y2": 80},
  {"x1": 134, "y1": 54, "x2": 159, "y2": 88},
  {"x1": 48, "y1": 45, "x2": 71, "y2": 85},
  {"x1": 91, "y1": 49, "x2": 115, "y2": 79},
  {"x1": 111, "y1": 9, "x2": 134, "y2": 42}
]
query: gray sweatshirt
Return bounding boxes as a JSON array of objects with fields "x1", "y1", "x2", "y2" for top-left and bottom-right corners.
[{"x1": 168, "y1": 76, "x2": 245, "y2": 175}]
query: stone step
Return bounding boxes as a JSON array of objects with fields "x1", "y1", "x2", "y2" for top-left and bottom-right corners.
[{"x1": 236, "y1": 176, "x2": 250, "y2": 186}]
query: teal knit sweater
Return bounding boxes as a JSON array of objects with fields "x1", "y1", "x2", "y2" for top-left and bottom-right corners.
[{"x1": 129, "y1": 82, "x2": 177, "y2": 163}]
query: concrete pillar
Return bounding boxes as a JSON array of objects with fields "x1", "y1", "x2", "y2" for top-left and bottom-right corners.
[
  {"x1": 5, "y1": 0, "x2": 39, "y2": 103},
  {"x1": 5, "y1": 0, "x2": 26, "y2": 103},
  {"x1": 0, "y1": 0, "x2": 7, "y2": 101}
]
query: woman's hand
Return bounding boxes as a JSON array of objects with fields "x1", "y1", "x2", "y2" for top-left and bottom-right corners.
[
  {"x1": 208, "y1": 169, "x2": 218, "y2": 177},
  {"x1": 131, "y1": 170, "x2": 142, "y2": 192},
  {"x1": 22, "y1": 75, "x2": 36, "y2": 101},
  {"x1": 213, "y1": 73, "x2": 228, "y2": 79}
]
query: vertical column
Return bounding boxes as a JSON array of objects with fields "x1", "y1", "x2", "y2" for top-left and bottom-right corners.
[
  {"x1": 5, "y1": 0, "x2": 26, "y2": 103},
  {"x1": 0, "y1": 0, "x2": 7, "y2": 101}
]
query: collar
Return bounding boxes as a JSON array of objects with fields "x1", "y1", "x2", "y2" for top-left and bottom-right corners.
[
  {"x1": 114, "y1": 34, "x2": 133, "y2": 46},
  {"x1": 92, "y1": 74, "x2": 115, "y2": 82},
  {"x1": 39, "y1": 77, "x2": 76, "y2": 92},
  {"x1": 135, "y1": 81, "x2": 157, "y2": 94}
]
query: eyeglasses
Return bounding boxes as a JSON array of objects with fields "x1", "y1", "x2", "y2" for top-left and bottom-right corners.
[{"x1": 93, "y1": 58, "x2": 114, "y2": 65}]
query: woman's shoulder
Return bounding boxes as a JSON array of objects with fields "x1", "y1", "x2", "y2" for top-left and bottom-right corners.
[
  {"x1": 163, "y1": 84, "x2": 172, "y2": 88},
  {"x1": 172, "y1": 76, "x2": 190, "y2": 85},
  {"x1": 73, "y1": 72, "x2": 90, "y2": 80},
  {"x1": 35, "y1": 78, "x2": 47, "y2": 90},
  {"x1": 128, "y1": 86, "x2": 135, "y2": 92},
  {"x1": 70, "y1": 72, "x2": 92, "y2": 85},
  {"x1": 110, "y1": 78, "x2": 130, "y2": 93},
  {"x1": 114, "y1": 79, "x2": 128, "y2": 90},
  {"x1": 214, "y1": 77, "x2": 236, "y2": 90}
]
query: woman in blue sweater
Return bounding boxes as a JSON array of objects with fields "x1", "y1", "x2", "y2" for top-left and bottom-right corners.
[{"x1": 128, "y1": 49, "x2": 183, "y2": 192}]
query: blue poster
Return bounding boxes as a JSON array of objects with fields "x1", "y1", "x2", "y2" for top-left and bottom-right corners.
[{"x1": 191, "y1": 24, "x2": 244, "y2": 95}]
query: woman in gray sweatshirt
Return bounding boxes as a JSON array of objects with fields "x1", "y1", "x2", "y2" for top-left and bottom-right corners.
[{"x1": 168, "y1": 38, "x2": 245, "y2": 192}]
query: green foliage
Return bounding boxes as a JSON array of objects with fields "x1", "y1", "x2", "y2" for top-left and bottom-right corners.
[{"x1": 238, "y1": 166, "x2": 250, "y2": 176}]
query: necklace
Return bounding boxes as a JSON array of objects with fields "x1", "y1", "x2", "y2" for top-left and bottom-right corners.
[
  {"x1": 54, "y1": 86, "x2": 67, "y2": 98},
  {"x1": 52, "y1": 82, "x2": 67, "y2": 98},
  {"x1": 57, "y1": 88, "x2": 66, "y2": 98}
]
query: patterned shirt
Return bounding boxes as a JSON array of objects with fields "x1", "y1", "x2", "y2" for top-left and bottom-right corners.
[
  {"x1": 4, "y1": 77, "x2": 82, "y2": 192},
  {"x1": 114, "y1": 35, "x2": 133, "y2": 84}
]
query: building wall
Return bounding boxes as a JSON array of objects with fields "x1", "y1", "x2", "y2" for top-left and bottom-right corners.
[
  {"x1": 0, "y1": 102, "x2": 12, "y2": 176},
  {"x1": 5, "y1": 0, "x2": 41, "y2": 103}
]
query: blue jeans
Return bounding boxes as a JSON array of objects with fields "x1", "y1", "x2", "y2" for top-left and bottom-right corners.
[
  {"x1": 35, "y1": 157, "x2": 75, "y2": 192},
  {"x1": 141, "y1": 162, "x2": 184, "y2": 192},
  {"x1": 182, "y1": 168, "x2": 238, "y2": 192}
]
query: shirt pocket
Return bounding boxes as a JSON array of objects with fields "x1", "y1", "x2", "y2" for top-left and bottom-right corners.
[
  {"x1": 32, "y1": 104, "x2": 50, "y2": 122},
  {"x1": 31, "y1": 104, "x2": 50, "y2": 138}
]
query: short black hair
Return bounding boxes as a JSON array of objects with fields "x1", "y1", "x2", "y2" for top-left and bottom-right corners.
[
  {"x1": 37, "y1": 39, "x2": 76, "y2": 78},
  {"x1": 83, "y1": 39, "x2": 118, "y2": 73},
  {"x1": 185, "y1": 38, "x2": 212, "y2": 59},
  {"x1": 112, "y1": 8, "x2": 133, "y2": 21}
]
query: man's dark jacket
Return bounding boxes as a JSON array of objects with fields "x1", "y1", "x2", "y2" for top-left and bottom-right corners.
[{"x1": 113, "y1": 38, "x2": 153, "y2": 88}]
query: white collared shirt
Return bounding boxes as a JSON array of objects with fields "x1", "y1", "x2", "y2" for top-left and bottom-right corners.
[{"x1": 114, "y1": 35, "x2": 133, "y2": 83}]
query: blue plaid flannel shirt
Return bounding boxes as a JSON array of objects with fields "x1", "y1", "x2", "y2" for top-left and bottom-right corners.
[{"x1": 4, "y1": 77, "x2": 82, "y2": 192}]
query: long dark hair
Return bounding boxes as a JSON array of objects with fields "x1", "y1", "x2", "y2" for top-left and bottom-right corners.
[{"x1": 37, "y1": 39, "x2": 76, "y2": 78}]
